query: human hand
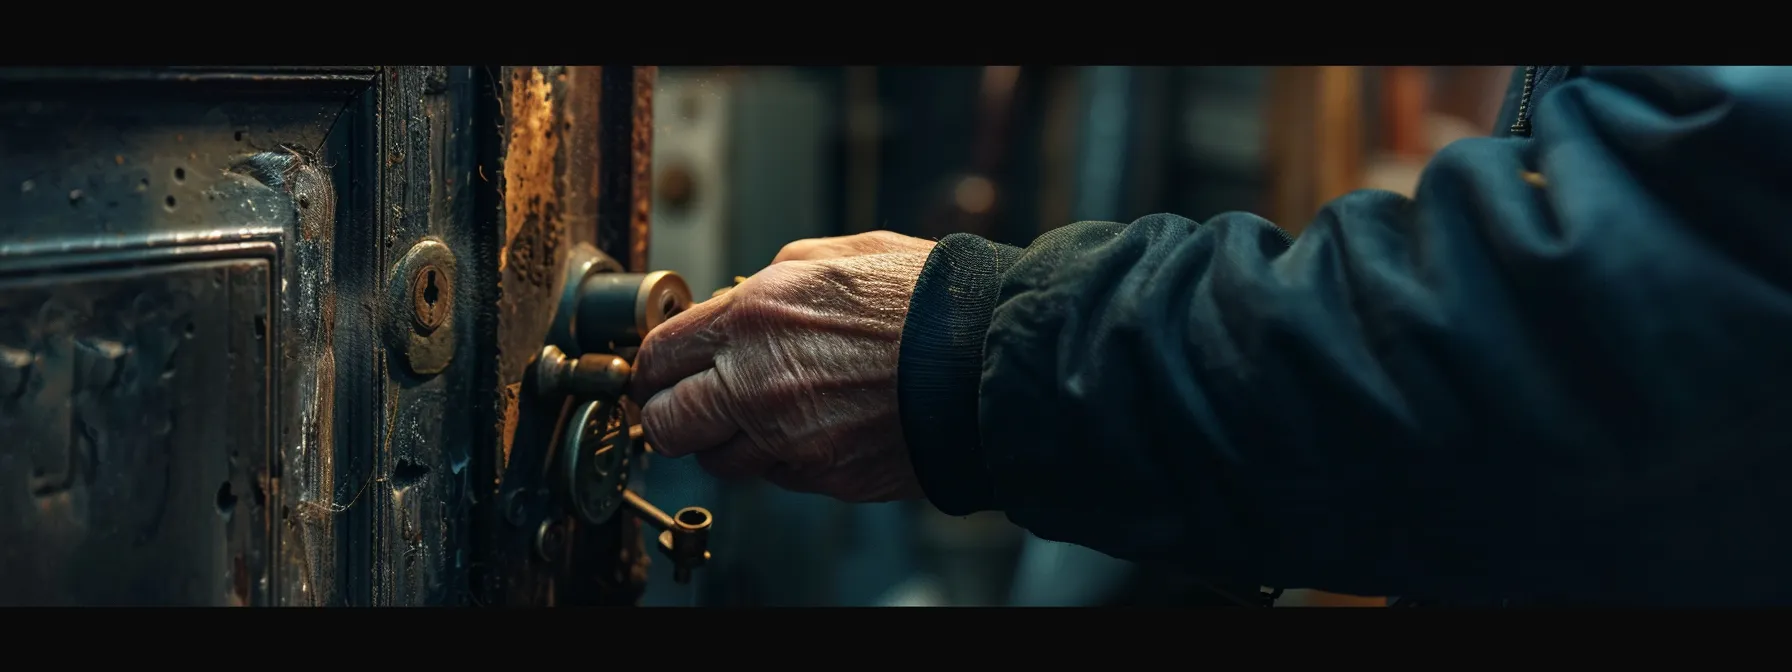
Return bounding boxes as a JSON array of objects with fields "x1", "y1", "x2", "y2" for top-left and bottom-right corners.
[
  {"x1": 631, "y1": 232, "x2": 937, "y2": 502},
  {"x1": 770, "y1": 230, "x2": 938, "y2": 264}
]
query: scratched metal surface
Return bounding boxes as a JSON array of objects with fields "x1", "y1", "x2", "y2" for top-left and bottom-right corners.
[
  {"x1": 0, "y1": 258, "x2": 272, "y2": 605},
  {"x1": 0, "y1": 65, "x2": 656, "y2": 607},
  {"x1": 480, "y1": 66, "x2": 657, "y2": 606},
  {"x1": 0, "y1": 67, "x2": 367, "y2": 605},
  {"x1": 355, "y1": 66, "x2": 487, "y2": 606}
]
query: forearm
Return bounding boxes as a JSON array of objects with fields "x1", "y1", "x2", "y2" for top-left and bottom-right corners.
[{"x1": 895, "y1": 66, "x2": 1792, "y2": 605}]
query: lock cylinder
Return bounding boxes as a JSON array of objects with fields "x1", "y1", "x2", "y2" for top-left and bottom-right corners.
[
  {"x1": 549, "y1": 244, "x2": 694, "y2": 356},
  {"x1": 574, "y1": 270, "x2": 692, "y2": 350}
]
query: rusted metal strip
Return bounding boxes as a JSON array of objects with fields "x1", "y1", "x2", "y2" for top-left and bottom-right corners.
[{"x1": 629, "y1": 67, "x2": 657, "y2": 273}]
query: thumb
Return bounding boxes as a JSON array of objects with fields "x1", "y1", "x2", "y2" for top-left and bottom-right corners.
[{"x1": 630, "y1": 290, "x2": 732, "y2": 404}]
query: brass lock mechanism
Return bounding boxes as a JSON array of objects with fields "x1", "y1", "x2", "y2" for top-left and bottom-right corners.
[{"x1": 535, "y1": 243, "x2": 711, "y2": 584}]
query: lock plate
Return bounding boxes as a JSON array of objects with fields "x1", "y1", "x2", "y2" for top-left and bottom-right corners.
[
  {"x1": 560, "y1": 398, "x2": 632, "y2": 526},
  {"x1": 386, "y1": 238, "x2": 459, "y2": 376}
]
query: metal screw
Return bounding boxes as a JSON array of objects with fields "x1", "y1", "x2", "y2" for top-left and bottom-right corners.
[{"x1": 409, "y1": 264, "x2": 451, "y2": 333}]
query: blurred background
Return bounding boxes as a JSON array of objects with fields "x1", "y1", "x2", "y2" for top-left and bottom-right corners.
[{"x1": 635, "y1": 65, "x2": 1515, "y2": 607}]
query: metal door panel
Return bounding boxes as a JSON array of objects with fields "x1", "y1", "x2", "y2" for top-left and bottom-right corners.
[
  {"x1": 0, "y1": 65, "x2": 662, "y2": 607},
  {"x1": 0, "y1": 256, "x2": 273, "y2": 606}
]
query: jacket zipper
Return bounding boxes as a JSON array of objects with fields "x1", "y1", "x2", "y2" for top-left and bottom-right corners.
[{"x1": 1508, "y1": 66, "x2": 1538, "y2": 137}]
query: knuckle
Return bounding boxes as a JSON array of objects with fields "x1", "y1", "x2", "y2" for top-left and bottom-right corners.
[
  {"x1": 727, "y1": 265, "x2": 817, "y2": 323},
  {"x1": 725, "y1": 287, "x2": 772, "y2": 319},
  {"x1": 632, "y1": 334, "x2": 657, "y2": 366},
  {"x1": 745, "y1": 260, "x2": 810, "y2": 292},
  {"x1": 774, "y1": 239, "x2": 820, "y2": 263}
]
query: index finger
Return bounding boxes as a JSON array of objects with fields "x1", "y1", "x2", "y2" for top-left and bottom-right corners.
[{"x1": 629, "y1": 288, "x2": 732, "y2": 403}]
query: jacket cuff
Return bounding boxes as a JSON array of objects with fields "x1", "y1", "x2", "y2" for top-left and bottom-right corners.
[{"x1": 898, "y1": 233, "x2": 1024, "y2": 516}]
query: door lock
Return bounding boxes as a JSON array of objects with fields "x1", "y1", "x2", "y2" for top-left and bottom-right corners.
[
  {"x1": 534, "y1": 243, "x2": 711, "y2": 585},
  {"x1": 548, "y1": 243, "x2": 693, "y2": 357}
]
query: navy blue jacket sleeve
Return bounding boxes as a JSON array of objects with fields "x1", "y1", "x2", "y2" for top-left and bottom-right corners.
[{"x1": 897, "y1": 66, "x2": 1792, "y2": 603}]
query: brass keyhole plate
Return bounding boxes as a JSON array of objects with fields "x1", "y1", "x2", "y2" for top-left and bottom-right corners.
[{"x1": 560, "y1": 398, "x2": 631, "y2": 526}]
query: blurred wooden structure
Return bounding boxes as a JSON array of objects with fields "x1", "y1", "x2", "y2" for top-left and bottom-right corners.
[
  {"x1": 1257, "y1": 65, "x2": 1511, "y2": 607},
  {"x1": 1259, "y1": 65, "x2": 1384, "y2": 607},
  {"x1": 1265, "y1": 66, "x2": 1512, "y2": 213},
  {"x1": 1263, "y1": 67, "x2": 1364, "y2": 235}
]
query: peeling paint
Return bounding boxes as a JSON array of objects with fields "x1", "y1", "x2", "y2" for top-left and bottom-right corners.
[
  {"x1": 500, "y1": 382, "x2": 521, "y2": 470},
  {"x1": 500, "y1": 70, "x2": 559, "y2": 279},
  {"x1": 629, "y1": 67, "x2": 656, "y2": 272},
  {"x1": 485, "y1": 66, "x2": 654, "y2": 607}
]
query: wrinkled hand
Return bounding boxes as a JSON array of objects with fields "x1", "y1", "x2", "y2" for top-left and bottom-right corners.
[
  {"x1": 769, "y1": 229, "x2": 938, "y2": 263},
  {"x1": 631, "y1": 232, "x2": 937, "y2": 502}
]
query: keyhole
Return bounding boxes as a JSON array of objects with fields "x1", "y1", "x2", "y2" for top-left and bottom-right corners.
[
  {"x1": 424, "y1": 270, "x2": 439, "y2": 307},
  {"x1": 409, "y1": 263, "x2": 450, "y2": 332}
]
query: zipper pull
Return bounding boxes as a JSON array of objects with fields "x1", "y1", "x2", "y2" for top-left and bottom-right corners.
[{"x1": 1508, "y1": 66, "x2": 1538, "y2": 137}]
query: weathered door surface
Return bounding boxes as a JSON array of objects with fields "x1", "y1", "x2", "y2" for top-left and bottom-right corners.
[{"x1": 0, "y1": 66, "x2": 672, "y2": 606}]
